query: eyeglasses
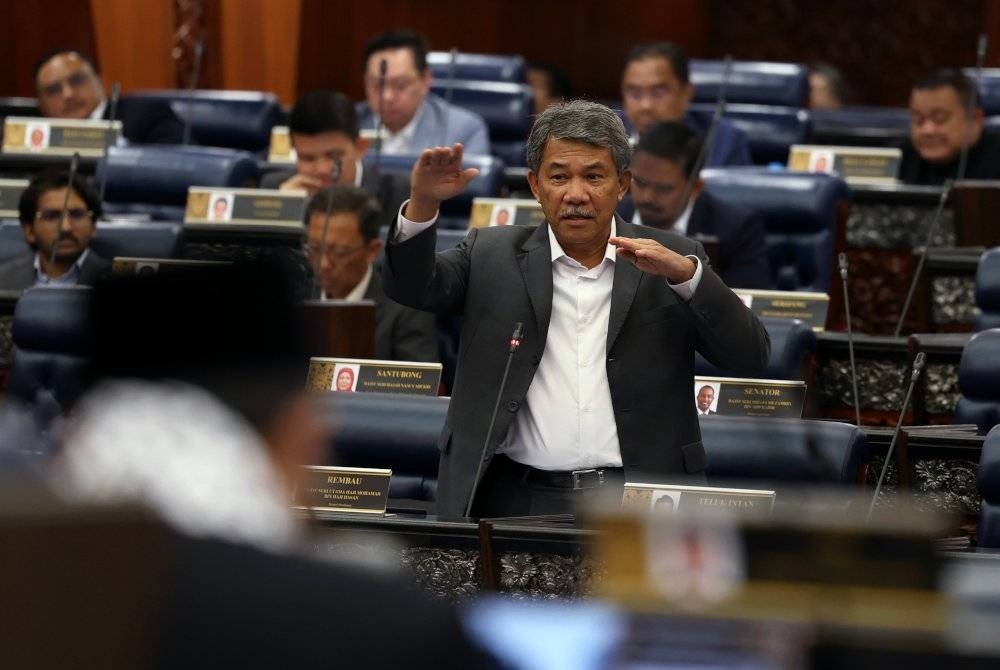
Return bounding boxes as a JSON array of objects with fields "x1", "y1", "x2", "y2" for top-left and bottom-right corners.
[
  {"x1": 304, "y1": 243, "x2": 365, "y2": 262},
  {"x1": 35, "y1": 208, "x2": 93, "y2": 224},
  {"x1": 38, "y1": 71, "x2": 93, "y2": 98},
  {"x1": 364, "y1": 75, "x2": 421, "y2": 95},
  {"x1": 623, "y1": 85, "x2": 676, "y2": 103}
]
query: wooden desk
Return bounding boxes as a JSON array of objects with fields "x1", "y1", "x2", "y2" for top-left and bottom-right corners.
[{"x1": 302, "y1": 300, "x2": 375, "y2": 359}]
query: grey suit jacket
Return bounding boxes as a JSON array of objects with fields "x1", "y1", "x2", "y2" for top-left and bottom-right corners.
[
  {"x1": 357, "y1": 94, "x2": 491, "y2": 156},
  {"x1": 364, "y1": 270, "x2": 439, "y2": 363},
  {"x1": 0, "y1": 251, "x2": 111, "y2": 292},
  {"x1": 383, "y1": 217, "x2": 770, "y2": 517}
]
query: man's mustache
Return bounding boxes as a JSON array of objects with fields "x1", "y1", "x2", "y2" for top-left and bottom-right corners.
[{"x1": 559, "y1": 208, "x2": 596, "y2": 219}]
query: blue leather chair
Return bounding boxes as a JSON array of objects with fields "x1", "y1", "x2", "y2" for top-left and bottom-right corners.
[
  {"x1": 8, "y1": 287, "x2": 92, "y2": 423},
  {"x1": 429, "y1": 80, "x2": 533, "y2": 167},
  {"x1": 688, "y1": 103, "x2": 810, "y2": 165},
  {"x1": 120, "y1": 90, "x2": 283, "y2": 153},
  {"x1": 690, "y1": 60, "x2": 809, "y2": 107},
  {"x1": 975, "y1": 247, "x2": 1000, "y2": 331},
  {"x1": 0, "y1": 220, "x2": 183, "y2": 261},
  {"x1": 964, "y1": 68, "x2": 1000, "y2": 117},
  {"x1": 808, "y1": 106, "x2": 911, "y2": 148},
  {"x1": 428, "y1": 52, "x2": 527, "y2": 83},
  {"x1": 978, "y1": 424, "x2": 1000, "y2": 548},
  {"x1": 0, "y1": 220, "x2": 27, "y2": 262},
  {"x1": 97, "y1": 146, "x2": 260, "y2": 221},
  {"x1": 696, "y1": 317, "x2": 816, "y2": 381},
  {"x1": 701, "y1": 168, "x2": 850, "y2": 292},
  {"x1": 954, "y1": 328, "x2": 1000, "y2": 432}
]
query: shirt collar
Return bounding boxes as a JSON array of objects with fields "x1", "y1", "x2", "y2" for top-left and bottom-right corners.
[
  {"x1": 547, "y1": 218, "x2": 617, "y2": 265},
  {"x1": 89, "y1": 100, "x2": 107, "y2": 121},
  {"x1": 34, "y1": 248, "x2": 89, "y2": 285},
  {"x1": 354, "y1": 160, "x2": 364, "y2": 188},
  {"x1": 382, "y1": 98, "x2": 425, "y2": 143},
  {"x1": 322, "y1": 263, "x2": 373, "y2": 302},
  {"x1": 632, "y1": 198, "x2": 695, "y2": 235}
]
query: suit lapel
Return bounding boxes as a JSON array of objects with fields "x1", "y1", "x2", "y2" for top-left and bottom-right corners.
[
  {"x1": 517, "y1": 223, "x2": 553, "y2": 342},
  {"x1": 607, "y1": 217, "x2": 643, "y2": 352}
]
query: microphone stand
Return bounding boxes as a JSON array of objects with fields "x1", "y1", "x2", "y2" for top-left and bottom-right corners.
[
  {"x1": 894, "y1": 182, "x2": 951, "y2": 337},
  {"x1": 49, "y1": 152, "x2": 81, "y2": 271},
  {"x1": 181, "y1": 39, "x2": 204, "y2": 146},
  {"x1": 838, "y1": 253, "x2": 861, "y2": 427},
  {"x1": 97, "y1": 81, "x2": 120, "y2": 213},
  {"x1": 373, "y1": 58, "x2": 388, "y2": 176},
  {"x1": 310, "y1": 158, "x2": 342, "y2": 300},
  {"x1": 464, "y1": 322, "x2": 524, "y2": 518},
  {"x1": 956, "y1": 34, "x2": 988, "y2": 182}
]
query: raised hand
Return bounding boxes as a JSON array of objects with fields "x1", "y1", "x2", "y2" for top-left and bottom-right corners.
[
  {"x1": 609, "y1": 236, "x2": 697, "y2": 283},
  {"x1": 406, "y1": 143, "x2": 480, "y2": 222}
]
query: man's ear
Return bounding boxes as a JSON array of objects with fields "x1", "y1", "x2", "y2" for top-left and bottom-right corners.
[
  {"x1": 527, "y1": 170, "x2": 541, "y2": 201},
  {"x1": 21, "y1": 223, "x2": 36, "y2": 247},
  {"x1": 692, "y1": 176, "x2": 705, "y2": 199},
  {"x1": 366, "y1": 238, "x2": 384, "y2": 264},
  {"x1": 355, "y1": 136, "x2": 370, "y2": 158},
  {"x1": 618, "y1": 169, "x2": 632, "y2": 200}
]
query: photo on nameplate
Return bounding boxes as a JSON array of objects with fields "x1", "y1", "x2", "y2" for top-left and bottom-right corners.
[
  {"x1": 468, "y1": 197, "x2": 544, "y2": 229},
  {"x1": 807, "y1": 149, "x2": 834, "y2": 174},
  {"x1": 489, "y1": 204, "x2": 515, "y2": 227},
  {"x1": 650, "y1": 490, "x2": 681, "y2": 513},
  {"x1": 694, "y1": 376, "x2": 806, "y2": 418},
  {"x1": 307, "y1": 357, "x2": 442, "y2": 396},
  {"x1": 208, "y1": 194, "x2": 234, "y2": 223},
  {"x1": 694, "y1": 382, "x2": 721, "y2": 416},
  {"x1": 644, "y1": 518, "x2": 746, "y2": 604},
  {"x1": 332, "y1": 363, "x2": 361, "y2": 392},
  {"x1": 24, "y1": 122, "x2": 50, "y2": 153}
]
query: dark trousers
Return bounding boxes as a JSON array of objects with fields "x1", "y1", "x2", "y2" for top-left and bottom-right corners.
[{"x1": 470, "y1": 453, "x2": 625, "y2": 518}]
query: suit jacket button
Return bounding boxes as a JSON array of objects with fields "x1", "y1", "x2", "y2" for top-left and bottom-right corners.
[
  {"x1": 531, "y1": 354, "x2": 540, "y2": 365},
  {"x1": 507, "y1": 400, "x2": 520, "y2": 412}
]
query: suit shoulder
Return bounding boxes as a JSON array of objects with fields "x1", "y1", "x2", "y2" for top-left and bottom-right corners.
[{"x1": 430, "y1": 94, "x2": 488, "y2": 130}]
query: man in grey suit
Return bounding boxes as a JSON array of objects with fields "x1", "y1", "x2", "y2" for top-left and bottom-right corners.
[
  {"x1": 305, "y1": 186, "x2": 437, "y2": 363},
  {"x1": 383, "y1": 101, "x2": 769, "y2": 518},
  {"x1": 0, "y1": 170, "x2": 109, "y2": 291},
  {"x1": 356, "y1": 30, "x2": 490, "y2": 157}
]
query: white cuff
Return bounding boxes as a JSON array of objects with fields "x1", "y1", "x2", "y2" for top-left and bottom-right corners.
[
  {"x1": 394, "y1": 199, "x2": 439, "y2": 242},
  {"x1": 665, "y1": 255, "x2": 703, "y2": 301}
]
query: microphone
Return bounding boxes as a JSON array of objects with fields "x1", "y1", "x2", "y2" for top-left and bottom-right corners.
[
  {"x1": 865, "y1": 351, "x2": 925, "y2": 523},
  {"x1": 181, "y1": 39, "x2": 204, "y2": 146},
  {"x1": 957, "y1": 34, "x2": 988, "y2": 182},
  {"x1": 441, "y1": 47, "x2": 459, "y2": 145},
  {"x1": 50, "y1": 152, "x2": 81, "y2": 269},
  {"x1": 373, "y1": 58, "x2": 388, "y2": 176},
  {"x1": 310, "y1": 158, "x2": 343, "y2": 300},
  {"x1": 839, "y1": 253, "x2": 861, "y2": 427},
  {"x1": 97, "y1": 81, "x2": 120, "y2": 213},
  {"x1": 464, "y1": 321, "x2": 525, "y2": 517},
  {"x1": 894, "y1": 182, "x2": 952, "y2": 336}
]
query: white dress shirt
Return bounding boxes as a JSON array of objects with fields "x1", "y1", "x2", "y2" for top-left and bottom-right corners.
[
  {"x1": 376, "y1": 101, "x2": 426, "y2": 154},
  {"x1": 396, "y1": 204, "x2": 703, "y2": 471},
  {"x1": 632, "y1": 199, "x2": 695, "y2": 235},
  {"x1": 321, "y1": 263, "x2": 373, "y2": 302}
]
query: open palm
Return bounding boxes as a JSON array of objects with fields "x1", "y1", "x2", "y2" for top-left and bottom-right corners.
[{"x1": 410, "y1": 143, "x2": 481, "y2": 203}]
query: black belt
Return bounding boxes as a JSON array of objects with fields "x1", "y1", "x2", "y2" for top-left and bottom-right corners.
[{"x1": 497, "y1": 454, "x2": 623, "y2": 490}]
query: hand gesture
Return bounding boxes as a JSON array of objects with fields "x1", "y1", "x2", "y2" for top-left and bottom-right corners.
[
  {"x1": 406, "y1": 144, "x2": 480, "y2": 222},
  {"x1": 609, "y1": 236, "x2": 696, "y2": 283},
  {"x1": 279, "y1": 173, "x2": 324, "y2": 195}
]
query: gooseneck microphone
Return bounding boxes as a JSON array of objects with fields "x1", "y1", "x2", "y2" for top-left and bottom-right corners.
[
  {"x1": 181, "y1": 39, "x2": 204, "y2": 146},
  {"x1": 310, "y1": 158, "x2": 343, "y2": 300},
  {"x1": 866, "y1": 351, "x2": 925, "y2": 523},
  {"x1": 50, "y1": 152, "x2": 81, "y2": 269},
  {"x1": 373, "y1": 58, "x2": 388, "y2": 176},
  {"x1": 957, "y1": 34, "x2": 988, "y2": 182},
  {"x1": 464, "y1": 322, "x2": 525, "y2": 517},
  {"x1": 441, "y1": 47, "x2": 458, "y2": 145},
  {"x1": 839, "y1": 253, "x2": 861, "y2": 427},
  {"x1": 894, "y1": 182, "x2": 952, "y2": 337},
  {"x1": 97, "y1": 81, "x2": 120, "y2": 212}
]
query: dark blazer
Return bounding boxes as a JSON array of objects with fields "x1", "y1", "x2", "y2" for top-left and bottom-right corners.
[
  {"x1": 108, "y1": 100, "x2": 185, "y2": 145},
  {"x1": 383, "y1": 217, "x2": 770, "y2": 517},
  {"x1": 687, "y1": 191, "x2": 772, "y2": 290},
  {"x1": 365, "y1": 269, "x2": 439, "y2": 363},
  {"x1": 684, "y1": 113, "x2": 754, "y2": 167},
  {"x1": 0, "y1": 251, "x2": 110, "y2": 291},
  {"x1": 898, "y1": 130, "x2": 1000, "y2": 185}
]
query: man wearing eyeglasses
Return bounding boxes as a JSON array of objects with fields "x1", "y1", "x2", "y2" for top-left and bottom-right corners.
[
  {"x1": 356, "y1": 31, "x2": 490, "y2": 157},
  {"x1": 621, "y1": 42, "x2": 752, "y2": 167},
  {"x1": 0, "y1": 171, "x2": 109, "y2": 290},
  {"x1": 33, "y1": 50, "x2": 184, "y2": 145},
  {"x1": 304, "y1": 185, "x2": 438, "y2": 363}
]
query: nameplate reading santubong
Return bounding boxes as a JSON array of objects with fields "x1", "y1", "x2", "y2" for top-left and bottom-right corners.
[
  {"x1": 183, "y1": 187, "x2": 306, "y2": 229},
  {"x1": 469, "y1": 197, "x2": 545, "y2": 229},
  {"x1": 0, "y1": 179, "x2": 28, "y2": 218},
  {"x1": 292, "y1": 466, "x2": 392, "y2": 514},
  {"x1": 2, "y1": 117, "x2": 121, "y2": 157},
  {"x1": 307, "y1": 357, "x2": 442, "y2": 396},
  {"x1": 733, "y1": 289, "x2": 829, "y2": 331},
  {"x1": 788, "y1": 144, "x2": 901, "y2": 185},
  {"x1": 694, "y1": 376, "x2": 806, "y2": 418},
  {"x1": 623, "y1": 482, "x2": 775, "y2": 518}
]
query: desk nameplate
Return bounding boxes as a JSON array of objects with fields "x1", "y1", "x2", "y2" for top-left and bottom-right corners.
[
  {"x1": 694, "y1": 376, "x2": 806, "y2": 418},
  {"x1": 788, "y1": 144, "x2": 901, "y2": 185},
  {"x1": 267, "y1": 125, "x2": 295, "y2": 164},
  {"x1": 733, "y1": 289, "x2": 829, "y2": 331},
  {"x1": 111, "y1": 257, "x2": 231, "y2": 276},
  {"x1": 184, "y1": 187, "x2": 306, "y2": 228},
  {"x1": 623, "y1": 482, "x2": 775, "y2": 518},
  {"x1": 469, "y1": 197, "x2": 544, "y2": 229},
  {"x1": 2, "y1": 117, "x2": 121, "y2": 157},
  {"x1": 293, "y1": 465, "x2": 391, "y2": 514},
  {"x1": 307, "y1": 357, "x2": 442, "y2": 396}
]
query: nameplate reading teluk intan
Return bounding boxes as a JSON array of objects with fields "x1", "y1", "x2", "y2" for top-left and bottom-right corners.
[
  {"x1": 111, "y1": 257, "x2": 232, "y2": 277},
  {"x1": 306, "y1": 357, "x2": 442, "y2": 396},
  {"x1": 1, "y1": 116, "x2": 122, "y2": 157},
  {"x1": 469, "y1": 197, "x2": 546, "y2": 229},
  {"x1": 0, "y1": 179, "x2": 28, "y2": 218},
  {"x1": 733, "y1": 289, "x2": 829, "y2": 331},
  {"x1": 267, "y1": 125, "x2": 295, "y2": 164},
  {"x1": 622, "y1": 482, "x2": 775, "y2": 518},
  {"x1": 183, "y1": 187, "x2": 307, "y2": 229},
  {"x1": 694, "y1": 376, "x2": 806, "y2": 418},
  {"x1": 292, "y1": 465, "x2": 392, "y2": 514},
  {"x1": 787, "y1": 144, "x2": 902, "y2": 185}
]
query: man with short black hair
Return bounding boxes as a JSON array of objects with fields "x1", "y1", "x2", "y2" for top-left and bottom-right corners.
[
  {"x1": 305, "y1": 185, "x2": 437, "y2": 362},
  {"x1": 899, "y1": 68, "x2": 1000, "y2": 185},
  {"x1": 0, "y1": 170, "x2": 109, "y2": 290},
  {"x1": 356, "y1": 30, "x2": 490, "y2": 156},
  {"x1": 34, "y1": 49, "x2": 183, "y2": 145},
  {"x1": 629, "y1": 122, "x2": 771, "y2": 289},
  {"x1": 621, "y1": 42, "x2": 752, "y2": 167}
]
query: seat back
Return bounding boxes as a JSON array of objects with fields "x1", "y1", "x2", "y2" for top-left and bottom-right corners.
[
  {"x1": 120, "y1": 90, "x2": 282, "y2": 152},
  {"x1": 91, "y1": 222, "x2": 184, "y2": 260},
  {"x1": 690, "y1": 60, "x2": 809, "y2": 107},
  {"x1": 0, "y1": 97, "x2": 40, "y2": 121},
  {"x1": 964, "y1": 68, "x2": 1000, "y2": 117},
  {"x1": 427, "y1": 52, "x2": 527, "y2": 83},
  {"x1": 975, "y1": 247, "x2": 1000, "y2": 331},
  {"x1": 808, "y1": 106, "x2": 911, "y2": 148},
  {"x1": 429, "y1": 80, "x2": 532, "y2": 167},
  {"x1": 696, "y1": 317, "x2": 816, "y2": 380},
  {"x1": 0, "y1": 220, "x2": 29, "y2": 262},
  {"x1": 702, "y1": 169, "x2": 849, "y2": 292},
  {"x1": 978, "y1": 425, "x2": 1000, "y2": 548},
  {"x1": 688, "y1": 103, "x2": 810, "y2": 165},
  {"x1": 954, "y1": 328, "x2": 1000, "y2": 431}
]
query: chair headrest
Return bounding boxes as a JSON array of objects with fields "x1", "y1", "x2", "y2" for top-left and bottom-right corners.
[
  {"x1": 809, "y1": 106, "x2": 911, "y2": 144},
  {"x1": 980, "y1": 425, "x2": 1000, "y2": 501},
  {"x1": 690, "y1": 60, "x2": 809, "y2": 107},
  {"x1": 976, "y1": 247, "x2": 1000, "y2": 311},
  {"x1": 959, "y1": 328, "x2": 1000, "y2": 399},
  {"x1": 428, "y1": 52, "x2": 527, "y2": 83},
  {"x1": 364, "y1": 153, "x2": 505, "y2": 217},
  {"x1": 428, "y1": 80, "x2": 533, "y2": 138},
  {"x1": 12, "y1": 287, "x2": 92, "y2": 355},
  {"x1": 964, "y1": 68, "x2": 1000, "y2": 117},
  {"x1": 90, "y1": 222, "x2": 184, "y2": 260},
  {"x1": 0, "y1": 220, "x2": 30, "y2": 262},
  {"x1": 688, "y1": 104, "x2": 810, "y2": 165}
]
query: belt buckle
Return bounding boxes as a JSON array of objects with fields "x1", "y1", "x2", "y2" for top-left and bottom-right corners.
[{"x1": 571, "y1": 468, "x2": 603, "y2": 490}]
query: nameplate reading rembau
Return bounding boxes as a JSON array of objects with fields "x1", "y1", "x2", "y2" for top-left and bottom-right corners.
[
  {"x1": 111, "y1": 257, "x2": 231, "y2": 277},
  {"x1": 469, "y1": 197, "x2": 545, "y2": 229},
  {"x1": 622, "y1": 482, "x2": 775, "y2": 518},
  {"x1": 694, "y1": 376, "x2": 806, "y2": 418},
  {"x1": 267, "y1": 125, "x2": 295, "y2": 164},
  {"x1": 307, "y1": 357, "x2": 442, "y2": 396},
  {"x1": 184, "y1": 187, "x2": 306, "y2": 229},
  {"x1": 0, "y1": 179, "x2": 28, "y2": 218},
  {"x1": 2, "y1": 117, "x2": 121, "y2": 157},
  {"x1": 293, "y1": 466, "x2": 392, "y2": 514},
  {"x1": 788, "y1": 144, "x2": 901, "y2": 185},
  {"x1": 733, "y1": 288, "x2": 829, "y2": 331}
]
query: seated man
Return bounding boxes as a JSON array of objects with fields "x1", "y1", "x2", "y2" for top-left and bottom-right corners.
[
  {"x1": 629, "y1": 122, "x2": 771, "y2": 289},
  {"x1": 260, "y1": 90, "x2": 409, "y2": 225},
  {"x1": 527, "y1": 62, "x2": 573, "y2": 115},
  {"x1": 305, "y1": 185, "x2": 438, "y2": 362},
  {"x1": 621, "y1": 42, "x2": 753, "y2": 167},
  {"x1": 34, "y1": 49, "x2": 183, "y2": 144},
  {"x1": 356, "y1": 30, "x2": 490, "y2": 156},
  {"x1": 899, "y1": 68, "x2": 1000, "y2": 185},
  {"x1": 0, "y1": 170, "x2": 109, "y2": 290}
]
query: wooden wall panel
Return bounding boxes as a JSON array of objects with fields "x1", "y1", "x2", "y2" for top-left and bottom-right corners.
[
  {"x1": 90, "y1": 0, "x2": 177, "y2": 93},
  {"x1": 217, "y1": 0, "x2": 302, "y2": 104}
]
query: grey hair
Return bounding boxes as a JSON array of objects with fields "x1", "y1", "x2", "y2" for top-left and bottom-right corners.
[{"x1": 525, "y1": 100, "x2": 632, "y2": 175}]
